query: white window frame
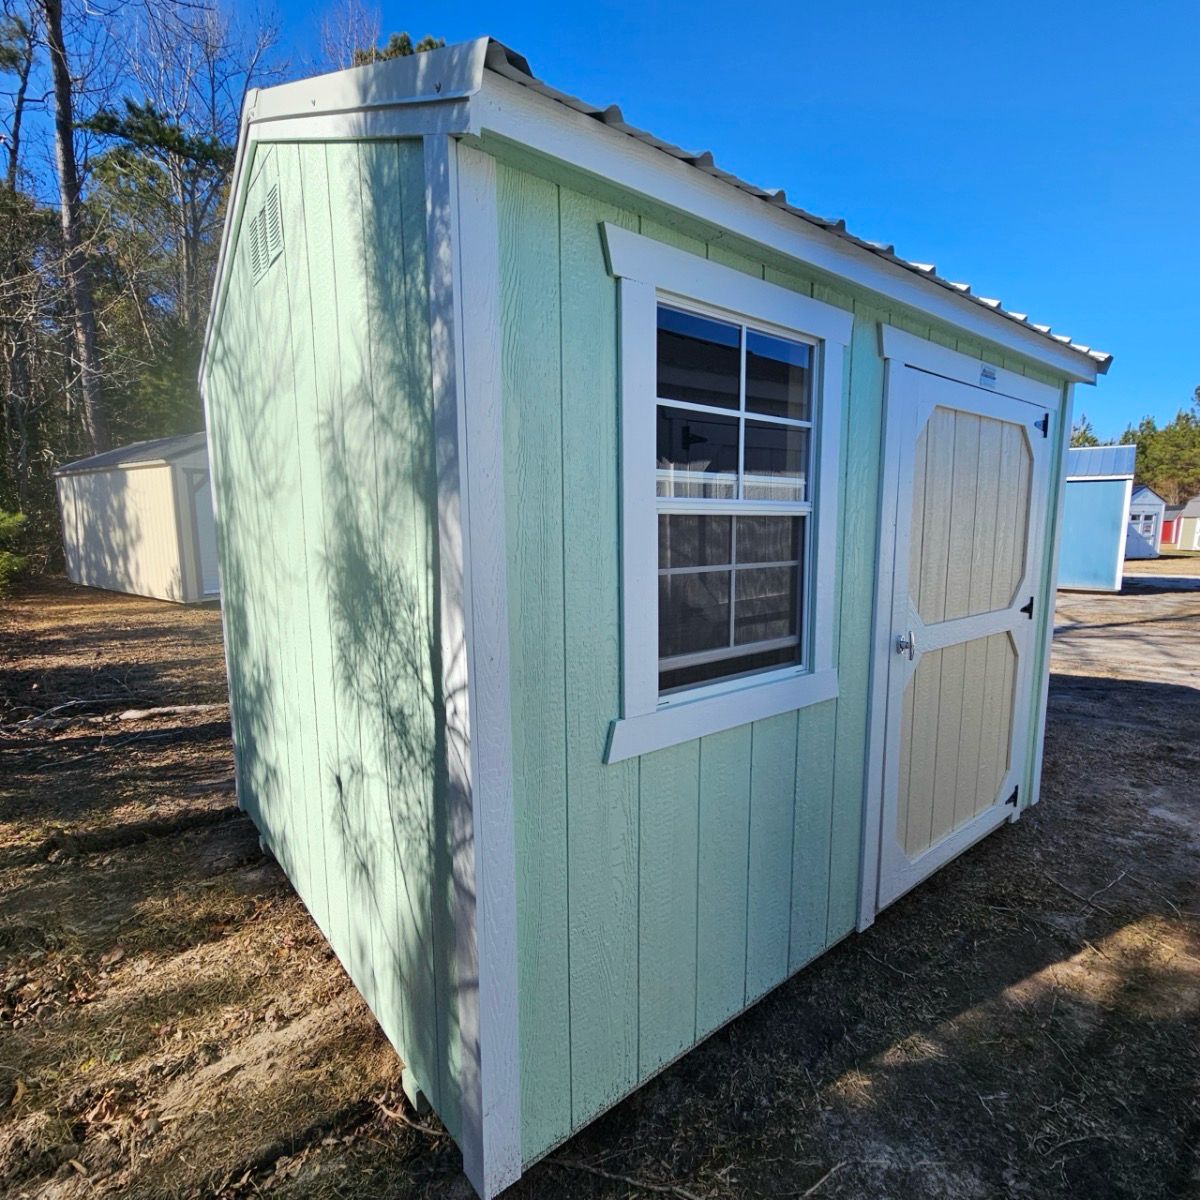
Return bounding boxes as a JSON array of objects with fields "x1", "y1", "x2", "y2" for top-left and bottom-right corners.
[{"x1": 602, "y1": 223, "x2": 851, "y2": 763}]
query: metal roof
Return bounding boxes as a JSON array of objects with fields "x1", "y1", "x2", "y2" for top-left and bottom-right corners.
[
  {"x1": 1064, "y1": 444, "x2": 1136, "y2": 479},
  {"x1": 481, "y1": 40, "x2": 1112, "y2": 374},
  {"x1": 55, "y1": 432, "x2": 207, "y2": 476}
]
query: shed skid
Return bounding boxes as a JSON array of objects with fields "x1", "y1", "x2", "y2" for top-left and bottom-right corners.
[{"x1": 201, "y1": 38, "x2": 1105, "y2": 1198}]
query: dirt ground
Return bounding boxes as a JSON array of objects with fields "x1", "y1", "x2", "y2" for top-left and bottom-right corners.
[{"x1": 1, "y1": 573, "x2": 1197, "y2": 1200}]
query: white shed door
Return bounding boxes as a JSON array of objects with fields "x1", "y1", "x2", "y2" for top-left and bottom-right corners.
[{"x1": 876, "y1": 369, "x2": 1051, "y2": 910}]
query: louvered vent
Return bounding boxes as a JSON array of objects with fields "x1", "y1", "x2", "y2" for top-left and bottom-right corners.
[{"x1": 248, "y1": 185, "x2": 283, "y2": 284}]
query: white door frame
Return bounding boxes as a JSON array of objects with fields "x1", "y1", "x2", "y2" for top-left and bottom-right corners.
[{"x1": 858, "y1": 327, "x2": 1061, "y2": 931}]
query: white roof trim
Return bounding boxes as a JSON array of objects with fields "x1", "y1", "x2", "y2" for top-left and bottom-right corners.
[{"x1": 200, "y1": 37, "x2": 1110, "y2": 385}]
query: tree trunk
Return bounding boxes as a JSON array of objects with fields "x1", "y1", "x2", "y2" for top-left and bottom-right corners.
[
  {"x1": 4, "y1": 8, "x2": 34, "y2": 190},
  {"x1": 2, "y1": 8, "x2": 36, "y2": 508},
  {"x1": 42, "y1": 0, "x2": 109, "y2": 453}
]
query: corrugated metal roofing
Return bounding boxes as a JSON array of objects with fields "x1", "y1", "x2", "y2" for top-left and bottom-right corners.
[
  {"x1": 55, "y1": 432, "x2": 207, "y2": 476},
  {"x1": 1064, "y1": 444, "x2": 1136, "y2": 479},
  {"x1": 482, "y1": 40, "x2": 1112, "y2": 374}
]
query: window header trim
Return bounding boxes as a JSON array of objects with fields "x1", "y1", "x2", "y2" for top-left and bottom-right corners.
[{"x1": 602, "y1": 223, "x2": 854, "y2": 348}]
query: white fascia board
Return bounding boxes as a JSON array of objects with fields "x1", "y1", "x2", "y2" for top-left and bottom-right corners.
[
  {"x1": 470, "y1": 73, "x2": 1101, "y2": 385},
  {"x1": 249, "y1": 38, "x2": 491, "y2": 124}
]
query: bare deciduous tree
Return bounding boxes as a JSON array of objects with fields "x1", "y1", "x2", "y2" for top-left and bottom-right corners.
[{"x1": 42, "y1": 0, "x2": 108, "y2": 451}]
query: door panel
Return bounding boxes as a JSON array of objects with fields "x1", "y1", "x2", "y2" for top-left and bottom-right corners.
[{"x1": 877, "y1": 368, "x2": 1049, "y2": 910}]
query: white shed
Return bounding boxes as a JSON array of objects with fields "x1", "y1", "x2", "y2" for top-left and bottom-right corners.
[
  {"x1": 1126, "y1": 485, "x2": 1166, "y2": 559},
  {"x1": 55, "y1": 433, "x2": 219, "y2": 603}
]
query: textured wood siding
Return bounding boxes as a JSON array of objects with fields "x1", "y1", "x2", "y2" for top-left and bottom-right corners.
[
  {"x1": 203, "y1": 139, "x2": 462, "y2": 1139},
  {"x1": 56, "y1": 465, "x2": 188, "y2": 602},
  {"x1": 494, "y1": 153, "x2": 1071, "y2": 1166}
]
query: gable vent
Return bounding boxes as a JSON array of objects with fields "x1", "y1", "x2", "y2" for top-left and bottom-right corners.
[{"x1": 248, "y1": 184, "x2": 283, "y2": 283}]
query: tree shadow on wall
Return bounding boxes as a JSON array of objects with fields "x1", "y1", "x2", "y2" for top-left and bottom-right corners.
[{"x1": 204, "y1": 136, "x2": 465, "y2": 1147}]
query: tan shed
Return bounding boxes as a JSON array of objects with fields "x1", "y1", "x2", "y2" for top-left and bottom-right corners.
[{"x1": 55, "y1": 433, "x2": 219, "y2": 603}]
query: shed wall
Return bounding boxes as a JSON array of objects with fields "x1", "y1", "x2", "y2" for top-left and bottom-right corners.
[
  {"x1": 57, "y1": 464, "x2": 187, "y2": 601},
  {"x1": 203, "y1": 138, "x2": 464, "y2": 1138},
  {"x1": 492, "y1": 151, "x2": 1070, "y2": 1165},
  {"x1": 1058, "y1": 478, "x2": 1128, "y2": 591}
]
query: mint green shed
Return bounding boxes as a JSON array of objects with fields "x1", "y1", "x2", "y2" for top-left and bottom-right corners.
[{"x1": 200, "y1": 39, "x2": 1110, "y2": 1198}]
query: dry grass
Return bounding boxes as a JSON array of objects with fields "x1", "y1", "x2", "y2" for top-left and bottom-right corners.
[{"x1": 1, "y1": 576, "x2": 1198, "y2": 1199}]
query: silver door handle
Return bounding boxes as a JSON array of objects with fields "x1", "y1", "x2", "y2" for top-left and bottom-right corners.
[{"x1": 896, "y1": 630, "x2": 916, "y2": 660}]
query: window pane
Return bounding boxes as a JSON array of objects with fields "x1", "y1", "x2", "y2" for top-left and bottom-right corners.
[
  {"x1": 734, "y1": 566, "x2": 798, "y2": 645},
  {"x1": 659, "y1": 514, "x2": 732, "y2": 569},
  {"x1": 743, "y1": 420, "x2": 808, "y2": 501},
  {"x1": 659, "y1": 570, "x2": 731, "y2": 658},
  {"x1": 657, "y1": 306, "x2": 741, "y2": 410},
  {"x1": 735, "y1": 515, "x2": 802, "y2": 565},
  {"x1": 745, "y1": 330, "x2": 812, "y2": 420},
  {"x1": 660, "y1": 644, "x2": 797, "y2": 693},
  {"x1": 657, "y1": 406, "x2": 738, "y2": 498}
]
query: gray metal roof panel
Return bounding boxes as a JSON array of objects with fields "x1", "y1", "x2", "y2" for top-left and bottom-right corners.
[
  {"x1": 481, "y1": 40, "x2": 1111, "y2": 374},
  {"x1": 55, "y1": 432, "x2": 207, "y2": 476},
  {"x1": 1065, "y1": 444, "x2": 1136, "y2": 479}
]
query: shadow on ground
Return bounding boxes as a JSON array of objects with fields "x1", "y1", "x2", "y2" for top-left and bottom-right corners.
[{"x1": 0, "y1": 581, "x2": 1196, "y2": 1199}]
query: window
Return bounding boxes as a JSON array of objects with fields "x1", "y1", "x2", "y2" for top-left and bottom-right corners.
[
  {"x1": 601, "y1": 223, "x2": 852, "y2": 763},
  {"x1": 656, "y1": 305, "x2": 814, "y2": 694}
]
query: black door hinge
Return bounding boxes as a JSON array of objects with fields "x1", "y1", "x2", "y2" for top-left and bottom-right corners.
[
  {"x1": 1005, "y1": 786, "x2": 1019, "y2": 808},
  {"x1": 1019, "y1": 596, "x2": 1034, "y2": 618},
  {"x1": 1035, "y1": 413, "x2": 1049, "y2": 438}
]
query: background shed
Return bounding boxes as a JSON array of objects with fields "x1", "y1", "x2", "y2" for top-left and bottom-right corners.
[
  {"x1": 1125, "y1": 485, "x2": 1165, "y2": 559},
  {"x1": 1164, "y1": 496, "x2": 1200, "y2": 551},
  {"x1": 1058, "y1": 444, "x2": 1135, "y2": 592},
  {"x1": 55, "y1": 433, "x2": 219, "y2": 603}
]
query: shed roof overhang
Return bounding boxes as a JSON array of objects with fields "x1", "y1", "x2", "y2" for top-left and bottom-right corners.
[{"x1": 202, "y1": 37, "x2": 1110, "y2": 386}]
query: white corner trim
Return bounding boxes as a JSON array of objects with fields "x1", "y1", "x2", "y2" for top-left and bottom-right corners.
[
  {"x1": 606, "y1": 667, "x2": 838, "y2": 763},
  {"x1": 857, "y1": 354, "x2": 910, "y2": 932},
  {"x1": 436, "y1": 136, "x2": 522, "y2": 1198},
  {"x1": 879, "y1": 325, "x2": 1060, "y2": 408},
  {"x1": 602, "y1": 223, "x2": 853, "y2": 346},
  {"x1": 606, "y1": 227, "x2": 845, "y2": 762},
  {"x1": 1028, "y1": 383, "x2": 1073, "y2": 808},
  {"x1": 475, "y1": 73, "x2": 1101, "y2": 384},
  {"x1": 1112, "y1": 475, "x2": 1134, "y2": 595}
]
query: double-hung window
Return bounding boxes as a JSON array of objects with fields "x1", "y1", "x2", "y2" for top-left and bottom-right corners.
[
  {"x1": 602, "y1": 224, "x2": 853, "y2": 763},
  {"x1": 657, "y1": 304, "x2": 813, "y2": 693}
]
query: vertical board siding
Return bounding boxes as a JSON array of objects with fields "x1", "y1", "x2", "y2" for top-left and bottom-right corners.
[
  {"x1": 789, "y1": 700, "x2": 837, "y2": 969},
  {"x1": 204, "y1": 138, "x2": 461, "y2": 1141},
  {"x1": 695, "y1": 726, "x2": 752, "y2": 1036},
  {"x1": 745, "y1": 712, "x2": 800, "y2": 1001},
  {"x1": 559, "y1": 188, "x2": 642, "y2": 1129},
  {"x1": 637, "y1": 742, "x2": 701, "y2": 1074},
  {"x1": 497, "y1": 164, "x2": 572, "y2": 1155},
  {"x1": 495, "y1": 155, "x2": 1065, "y2": 1167},
  {"x1": 61, "y1": 465, "x2": 188, "y2": 601}
]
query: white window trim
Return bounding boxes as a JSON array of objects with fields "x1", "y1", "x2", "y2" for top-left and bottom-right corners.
[{"x1": 602, "y1": 223, "x2": 850, "y2": 764}]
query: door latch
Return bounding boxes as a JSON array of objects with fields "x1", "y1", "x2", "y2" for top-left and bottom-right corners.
[
  {"x1": 1019, "y1": 596, "x2": 1034, "y2": 618},
  {"x1": 895, "y1": 630, "x2": 916, "y2": 661},
  {"x1": 1035, "y1": 413, "x2": 1049, "y2": 438}
]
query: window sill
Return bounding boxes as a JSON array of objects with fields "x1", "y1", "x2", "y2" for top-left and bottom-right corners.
[{"x1": 604, "y1": 667, "x2": 838, "y2": 764}]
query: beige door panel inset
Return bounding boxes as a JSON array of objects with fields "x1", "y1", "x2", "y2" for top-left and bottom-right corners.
[{"x1": 877, "y1": 368, "x2": 1049, "y2": 911}]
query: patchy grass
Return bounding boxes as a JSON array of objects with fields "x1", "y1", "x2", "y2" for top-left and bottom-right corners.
[{"x1": 1, "y1": 577, "x2": 1198, "y2": 1199}]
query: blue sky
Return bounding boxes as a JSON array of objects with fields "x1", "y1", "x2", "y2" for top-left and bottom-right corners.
[{"x1": 287, "y1": 0, "x2": 1199, "y2": 436}]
